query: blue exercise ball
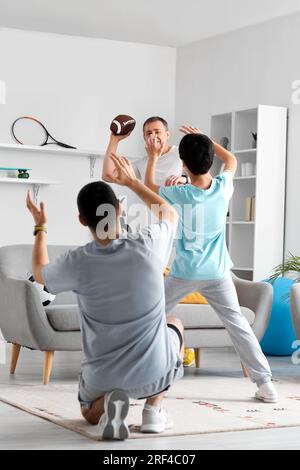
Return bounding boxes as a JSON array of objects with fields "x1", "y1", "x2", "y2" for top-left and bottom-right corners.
[{"x1": 260, "y1": 278, "x2": 297, "y2": 356}]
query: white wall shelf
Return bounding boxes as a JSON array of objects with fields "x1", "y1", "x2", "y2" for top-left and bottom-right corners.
[
  {"x1": 0, "y1": 142, "x2": 142, "y2": 177},
  {"x1": 211, "y1": 105, "x2": 287, "y2": 281},
  {"x1": 234, "y1": 176, "x2": 256, "y2": 181},
  {"x1": 0, "y1": 143, "x2": 108, "y2": 178},
  {"x1": 232, "y1": 221, "x2": 255, "y2": 225},
  {"x1": 232, "y1": 267, "x2": 254, "y2": 272},
  {"x1": 0, "y1": 143, "x2": 105, "y2": 158},
  {"x1": 0, "y1": 178, "x2": 59, "y2": 185},
  {"x1": 0, "y1": 177, "x2": 60, "y2": 203},
  {"x1": 233, "y1": 149, "x2": 257, "y2": 155}
]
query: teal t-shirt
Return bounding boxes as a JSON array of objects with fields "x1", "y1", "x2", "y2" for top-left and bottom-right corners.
[{"x1": 159, "y1": 171, "x2": 234, "y2": 281}]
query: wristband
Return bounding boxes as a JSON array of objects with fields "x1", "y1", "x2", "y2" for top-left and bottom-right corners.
[{"x1": 33, "y1": 226, "x2": 47, "y2": 236}]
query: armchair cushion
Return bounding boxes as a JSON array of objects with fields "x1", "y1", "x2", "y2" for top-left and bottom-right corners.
[
  {"x1": 45, "y1": 305, "x2": 80, "y2": 332},
  {"x1": 179, "y1": 291, "x2": 208, "y2": 305},
  {"x1": 171, "y1": 304, "x2": 255, "y2": 328},
  {"x1": 164, "y1": 267, "x2": 208, "y2": 304}
]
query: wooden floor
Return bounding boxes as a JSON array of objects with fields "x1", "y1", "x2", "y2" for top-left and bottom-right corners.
[{"x1": 1, "y1": 344, "x2": 300, "y2": 450}]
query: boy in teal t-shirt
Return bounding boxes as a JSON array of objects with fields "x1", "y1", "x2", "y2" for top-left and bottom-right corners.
[{"x1": 144, "y1": 125, "x2": 278, "y2": 404}]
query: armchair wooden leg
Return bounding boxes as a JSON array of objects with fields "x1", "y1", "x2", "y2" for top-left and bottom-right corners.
[
  {"x1": 10, "y1": 344, "x2": 21, "y2": 374},
  {"x1": 194, "y1": 348, "x2": 201, "y2": 369},
  {"x1": 43, "y1": 351, "x2": 54, "y2": 385},
  {"x1": 241, "y1": 362, "x2": 249, "y2": 378}
]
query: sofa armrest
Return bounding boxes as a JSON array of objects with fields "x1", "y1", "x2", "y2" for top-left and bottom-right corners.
[
  {"x1": 0, "y1": 276, "x2": 56, "y2": 350},
  {"x1": 232, "y1": 274, "x2": 273, "y2": 340}
]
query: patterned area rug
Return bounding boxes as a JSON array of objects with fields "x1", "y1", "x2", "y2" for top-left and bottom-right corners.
[{"x1": 1, "y1": 375, "x2": 300, "y2": 440}]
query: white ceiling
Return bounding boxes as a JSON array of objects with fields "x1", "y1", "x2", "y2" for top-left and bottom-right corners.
[{"x1": 1, "y1": 0, "x2": 300, "y2": 47}]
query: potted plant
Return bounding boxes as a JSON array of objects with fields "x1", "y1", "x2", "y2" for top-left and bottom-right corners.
[{"x1": 270, "y1": 254, "x2": 300, "y2": 284}]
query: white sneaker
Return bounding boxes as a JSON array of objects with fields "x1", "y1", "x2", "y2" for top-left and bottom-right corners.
[
  {"x1": 97, "y1": 390, "x2": 130, "y2": 440},
  {"x1": 255, "y1": 382, "x2": 279, "y2": 403},
  {"x1": 141, "y1": 406, "x2": 174, "y2": 434}
]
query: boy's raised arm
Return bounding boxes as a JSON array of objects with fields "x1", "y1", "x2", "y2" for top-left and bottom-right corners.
[
  {"x1": 144, "y1": 137, "x2": 164, "y2": 193},
  {"x1": 110, "y1": 154, "x2": 178, "y2": 225},
  {"x1": 26, "y1": 190, "x2": 49, "y2": 285},
  {"x1": 144, "y1": 157, "x2": 160, "y2": 194},
  {"x1": 212, "y1": 142, "x2": 237, "y2": 175}
]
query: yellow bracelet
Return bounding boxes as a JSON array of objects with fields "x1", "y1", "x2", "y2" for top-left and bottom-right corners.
[{"x1": 33, "y1": 226, "x2": 47, "y2": 236}]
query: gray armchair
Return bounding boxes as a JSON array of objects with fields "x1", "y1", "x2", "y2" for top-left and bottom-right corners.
[
  {"x1": 291, "y1": 283, "x2": 300, "y2": 339},
  {"x1": 0, "y1": 245, "x2": 81, "y2": 385},
  {"x1": 0, "y1": 244, "x2": 274, "y2": 384},
  {"x1": 171, "y1": 274, "x2": 273, "y2": 375}
]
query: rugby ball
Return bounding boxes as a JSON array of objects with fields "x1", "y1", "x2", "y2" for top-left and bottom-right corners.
[{"x1": 110, "y1": 114, "x2": 136, "y2": 136}]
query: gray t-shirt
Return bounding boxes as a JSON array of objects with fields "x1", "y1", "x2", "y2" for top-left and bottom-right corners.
[{"x1": 42, "y1": 221, "x2": 177, "y2": 392}]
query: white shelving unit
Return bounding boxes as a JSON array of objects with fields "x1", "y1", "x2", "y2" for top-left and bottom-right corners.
[{"x1": 211, "y1": 105, "x2": 287, "y2": 281}]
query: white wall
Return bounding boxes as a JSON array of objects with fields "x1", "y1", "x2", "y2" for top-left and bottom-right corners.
[
  {"x1": 175, "y1": 13, "x2": 300, "y2": 257},
  {"x1": 0, "y1": 28, "x2": 176, "y2": 246}
]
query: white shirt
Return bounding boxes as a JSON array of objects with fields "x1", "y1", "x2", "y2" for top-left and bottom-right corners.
[{"x1": 132, "y1": 145, "x2": 183, "y2": 185}]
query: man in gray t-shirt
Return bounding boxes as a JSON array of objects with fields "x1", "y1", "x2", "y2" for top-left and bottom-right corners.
[{"x1": 26, "y1": 154, "x2": 184, "y2": 441}]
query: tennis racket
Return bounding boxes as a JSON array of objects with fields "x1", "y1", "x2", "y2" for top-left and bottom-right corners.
[{"x1": 11, "y1": 116, "x2": 77, "y2": 149}]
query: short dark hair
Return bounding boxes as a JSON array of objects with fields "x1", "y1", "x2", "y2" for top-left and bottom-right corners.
[
  {"x1": 143, "y1": 116, "x2": 169, "y2": 132},
  {"x1": 179, "y1": 133, "x2": 214, "y2": 175},
  {"x1": 77, "y1": 182, "x2": 119, "y2": 231}
]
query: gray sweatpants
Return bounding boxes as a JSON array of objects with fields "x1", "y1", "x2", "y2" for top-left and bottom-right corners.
[{"x1": 165, "y1": 273, "x2": 272, "y2": 386}]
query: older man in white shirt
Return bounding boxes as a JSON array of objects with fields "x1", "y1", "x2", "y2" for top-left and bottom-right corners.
[{"x1": 102, "y1": 116, "x2": 187, "y2": 186}]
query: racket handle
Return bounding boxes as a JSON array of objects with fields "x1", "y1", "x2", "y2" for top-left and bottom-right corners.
[{"x1": 57, "y1": 141, "x2": 77, "y2": 150}]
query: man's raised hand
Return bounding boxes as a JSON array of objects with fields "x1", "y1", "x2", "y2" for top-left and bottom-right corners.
[
  {"x1": 145, "y1": 136, "x2": 164, "y2": 161},
  {"x1": 165, "y1": 175, "x2": 186, "y2": 186}
]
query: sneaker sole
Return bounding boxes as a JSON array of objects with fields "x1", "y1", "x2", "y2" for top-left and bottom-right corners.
[
  {"x1": 141, "y1": 421, "x2": 174, "y2": 434},
  {"x1": 255, "y1": 393, "x2": 279, "y2": 404},
  {"x1": 100, "y1": 390, "x2": 130, "y2": 440},
  {"x1": 140, "y1": 423, "x2": 166, "y2": 434}
]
